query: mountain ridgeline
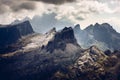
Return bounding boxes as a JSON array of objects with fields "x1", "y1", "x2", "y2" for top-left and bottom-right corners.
[
  {"x1": 0, "y1": 21, "x2": 120, "y2": 80},
  {"x1": 74, "y1": 23, "x2": 120, "y2": 51},
  {"x1": 0, "y1": 23, "x2": 82, "y2": 80}
]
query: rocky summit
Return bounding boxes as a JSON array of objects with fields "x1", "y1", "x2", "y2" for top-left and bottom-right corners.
[
  {"x1": 45, "y1": 27, "x2": 80, "y2": 53},
  {"x1": 0, "y1": 21, "x2": 34, "y2": 54}
]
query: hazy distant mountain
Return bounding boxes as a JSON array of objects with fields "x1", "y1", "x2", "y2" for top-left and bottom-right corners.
[
  {"x1": 85, "y1": 23, "x2": 120, "y2": 50},
  {"x1": 74, "y1": 23, "x2": 120, "y2": 51}
]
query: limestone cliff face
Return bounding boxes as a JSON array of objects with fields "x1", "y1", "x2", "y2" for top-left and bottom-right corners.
[
  {"x1": 0, "y1": 21, "x2": 34, "y2": 54},
  {"x1": 45, "y1": 27, "x2": 80, "y2": 53},
  {"x1": 15, "y1": 21, "x2": 34, "y2": 36}
]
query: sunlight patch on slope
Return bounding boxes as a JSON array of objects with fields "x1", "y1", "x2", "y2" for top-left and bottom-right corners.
[{"x1": 23, "y1": 31, "x2": 55, "y2": 51}]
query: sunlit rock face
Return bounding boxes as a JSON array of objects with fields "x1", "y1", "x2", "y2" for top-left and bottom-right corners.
[
  {"x1": 0, "y1": 21, "x2": 34, "y2": 54},
  {"x1": 74, "y1": 45, "x2": 107, "y2": 72}
]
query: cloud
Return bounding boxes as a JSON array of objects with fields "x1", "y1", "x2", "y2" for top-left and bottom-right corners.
[
  {"x1": 11, "y1": 1, "x2": 35, "y2": 12},
  {"x1": 51, "y1": 0, "x2": 114, "y2": 24},
  {"x1": 0, "y1": 0, "x2": 35, "y2": 14},
  {"x1": 0, "y1": 4, "x2": 9, "y2": 14},
  {"x1": 0, "y1": 0, "x2": 120, "y2": 33},
  {"x1": 0, "y1": 0, "x2": 114, "y2": 23},
  {"x1": 29, "y1": 0, "x2": 76, "y2": 4}
]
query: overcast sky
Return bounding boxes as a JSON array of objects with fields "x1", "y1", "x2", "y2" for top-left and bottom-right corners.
[{"x1": 0, "y1": 0, "x2": 120, "y2": 32}]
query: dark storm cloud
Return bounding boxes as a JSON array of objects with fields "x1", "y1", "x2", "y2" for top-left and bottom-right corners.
[
  {"x1": 0, "y1": 4, "x2": 8, "y2": 14},
  {"x1": 0, "y1": 0, "x2": 35, "y2": 14},
  {"x1": 30, "y1": 0, "x2": 76, "y2": 4},
  {"x1": 0, "y1": 0, "x2": 76, "y2": 14},
  {"x1": 11, "y1": 2, "x2": 35, "y2": 12}
]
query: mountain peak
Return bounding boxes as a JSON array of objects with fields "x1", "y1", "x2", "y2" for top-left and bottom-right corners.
[
  {"x1": 0, "y1": 21, "x2": 34, "y2": 54},
  {"x1": 101, "y1": 23, "x2": 113, "y2": 29},
  {"x1": 11, "y1": 19, "x2": 21, "y2": 25},
  {"x1": 73, "y1": 24, "x2": 81, "y2": 35},
  {"x1": 46, "y1": 27, "x2": 56, "y2": 34},
  {"x1": 74, "y1": 24, "x2": 81, "y2": 30},
  {"x1": 59, "y1": 27, "x2": 76, "y2": 43},
  {"x1": 62, "y1": 27, "x2": 72, "y2": 31},
  {"x1": 23, "y1": 16, "x2": 31, "y2": 21},
  {"x1": 94, "y1": 23, "x2": 113, "y2": 30},
  {"x1": 45, "y1": 27, "x2": 79, "y2": 53},
  {"x1": 85, "y1": 22, "x2": 115, "y2": 32},
  {"x1": 94, "y1": 23, "x2": 100, "y2": 27},
  {"x1": 90, "y1": 45, "x2": 98, "y2": 50},
  {"x1": 81, "y1": 22, "x2": 120, "y2": 50},
  {"x1": 89, "y1": 45, "x2": 104, "y2": 56},
  {"x1": 101, "y1": 23, "x2": 110, "y2": 26}
]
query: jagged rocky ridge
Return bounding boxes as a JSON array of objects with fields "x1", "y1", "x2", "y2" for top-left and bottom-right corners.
[
  {"x1": 0, "y1": 26, "x2": 82, "y2": 80},
  {"x1": 0, "y1": 21, "x2": 120, "y2": 80},
  {"x1": 74, "y1": 23, "x2": 120, "y2": 51},
  {"x1": 45, "y1": 27, "x2": 80, "y2": 53},
  {"x1": 12, "y1": 17, "x2": 120, "y2": 51}
]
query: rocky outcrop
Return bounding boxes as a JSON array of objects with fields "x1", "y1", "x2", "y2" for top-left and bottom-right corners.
[
  {"x1": 74, "y1": 24, "x2": 81, "y2": 33},
  {"x1": 74, "y1": 45, "x2": 107, "y2": 72},
  {"x1": 14, "y1": 21, "x2": 34, "y2": 36},
  {"x1": 45, "y1": 27, "x2": 80, "y2": 53},
  {"x1": 73, "y1": 24, "x2": 89, "y2": 46},
  {"x1": 0, "y1": 21, "x2": 34, "y2": 54},
  {"x1": 51, "y1": 48, "x2": 120, "y2": 80}
]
